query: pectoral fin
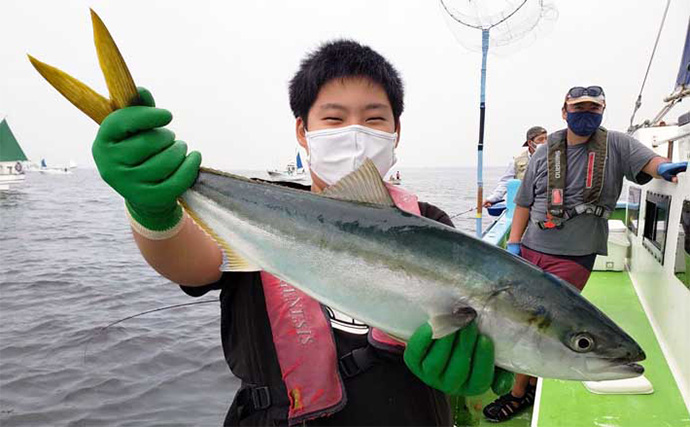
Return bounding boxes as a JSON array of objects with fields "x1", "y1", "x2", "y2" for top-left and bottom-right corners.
[
  {"x1": 179, "y1": 200, "x2": 261, "y2": 272},
  {"x1": 428, "y1": 306, "x2": 477, "y2": 339}
]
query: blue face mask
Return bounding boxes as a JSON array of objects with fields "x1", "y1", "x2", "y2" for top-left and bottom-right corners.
[{"x1": 566, "y1": 111, "x2": 603, "y2": 136}]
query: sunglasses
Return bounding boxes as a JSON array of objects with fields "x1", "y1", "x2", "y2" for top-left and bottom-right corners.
[{"x1": 567, "y1": 86, "x2": 605, "y2": 98}]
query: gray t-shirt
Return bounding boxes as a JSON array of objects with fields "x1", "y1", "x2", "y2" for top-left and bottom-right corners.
[{"x1": 514, "y1": 129, "x2": 658, "y2": 256}]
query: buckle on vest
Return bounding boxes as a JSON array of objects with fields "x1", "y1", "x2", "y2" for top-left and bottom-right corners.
[
  {"x1": 538, "y1": 213, "x2": 564, "y2": 230},
  {"x1": 339, "y1": 352, "x2": 361, "y2": 378},
  {"x1": 339, "y1": 346, "x2": 378, "y2": 379},
  {"x1": 572, "y1": 204, "x2": 608, "y2": 218},
  {"x1": 539, "y1": 220, "x2": 560, "y2": 230},
  {"x1": 251, "y1": 386, "x2": 271, "y2": 410}
]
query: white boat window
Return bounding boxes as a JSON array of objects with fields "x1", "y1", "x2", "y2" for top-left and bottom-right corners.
[
  {"x1": 627, "y1": 187, "x2": 641, "y2": 236},
  {"x1": 643, "y1": 192, "x2": 671, "y2": 264},
  {"x1": 675, "y1": 200, "x2": 690, "y2": 289}
]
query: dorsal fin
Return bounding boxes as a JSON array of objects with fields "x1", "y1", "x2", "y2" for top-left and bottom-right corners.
[{"x1": 321, "y1": 158, "x2": 395, "y2": 206}]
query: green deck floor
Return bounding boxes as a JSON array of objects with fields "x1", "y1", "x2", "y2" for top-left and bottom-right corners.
[{"x1": 535, "y1": 271, "x2": 690, "y2": 427}]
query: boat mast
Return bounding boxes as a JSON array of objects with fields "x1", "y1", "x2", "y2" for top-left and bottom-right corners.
[{"x1": 476, "y1": 30, "x2": 489, "y2": 238}]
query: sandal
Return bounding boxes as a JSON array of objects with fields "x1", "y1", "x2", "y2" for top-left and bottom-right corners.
[{"x1": 482, "y1": 383, "x2": 536, "y2": 423}]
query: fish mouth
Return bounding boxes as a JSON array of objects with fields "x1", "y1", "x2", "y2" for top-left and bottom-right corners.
[
  {"x1": 585, "y1": 356, "x2": 645, "y2": 379},
  {"x1": 624, "y1": 362, "x2": 645, "y2": 375},
  {"x1": 609, "y1": 354, "x2": 645, "y2": 376}
]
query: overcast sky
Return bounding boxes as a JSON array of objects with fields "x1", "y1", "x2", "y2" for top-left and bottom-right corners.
[{"x1": 1, "y1": 0, "x2": 688, "y2": 171}]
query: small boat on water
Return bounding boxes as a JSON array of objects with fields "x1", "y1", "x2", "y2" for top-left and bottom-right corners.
[
  {"x1": 267, "y1": 152, "x2": 309, "y2": 183},
  {"x1": 388, "y1": 171, "x2": 402, "y2": 185},
  {"x1": 0, "y1": 118, "x2": 28, "y2": 190},
  {"x1": 39, "y1": 158, "x2": 72, "y2": 175}
]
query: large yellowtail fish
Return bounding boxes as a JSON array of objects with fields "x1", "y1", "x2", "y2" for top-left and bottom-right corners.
[{"x1": 29, "y1": 10, "x2": 645, "y2": 381}]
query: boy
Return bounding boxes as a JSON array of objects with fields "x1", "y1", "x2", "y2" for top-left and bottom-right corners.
[{"x1": 92, "y1": 40, "x2": 511, "y2": 425}]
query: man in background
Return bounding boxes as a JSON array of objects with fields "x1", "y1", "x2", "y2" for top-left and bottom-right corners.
[
  {"x1": 483, "y1": 126, "x2": 547, "y2": 208},
  {"x1": 483, "y1": 85, "x2": 687, "y2": 422}
]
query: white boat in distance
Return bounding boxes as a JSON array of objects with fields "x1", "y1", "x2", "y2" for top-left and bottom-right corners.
[
  {"x1": 0, "y1": 119, "x2": 28, "y2": 190},
  {"x1": 267, "y1": 152, "x2": 309, "y2": 183},
  {"x1": 39, "y1": 158, "x2": 72, "y2": 175}
]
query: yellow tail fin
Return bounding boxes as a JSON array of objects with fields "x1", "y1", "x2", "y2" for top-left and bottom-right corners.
[{"x1": 28, "y1": 9, "x2": 138, "y2": 124}]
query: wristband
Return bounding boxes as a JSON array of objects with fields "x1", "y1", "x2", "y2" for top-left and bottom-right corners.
[{"x1": 125, "y1": 201, "x2": 186, "y2": 240}]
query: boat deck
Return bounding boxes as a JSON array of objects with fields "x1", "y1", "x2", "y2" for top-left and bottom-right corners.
[
  {"x1": 534, "y1": 271, "x2": 690, "y2": 426},
  {"x1": 460, "y1": 270, "x2": 689, "y2": 426}
]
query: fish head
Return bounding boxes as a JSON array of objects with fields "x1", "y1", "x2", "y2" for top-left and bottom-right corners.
[{"x1": 488, "y1": 272, "x2": 645, "y2": 381}]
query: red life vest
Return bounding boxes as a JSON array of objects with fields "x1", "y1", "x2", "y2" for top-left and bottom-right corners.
[{"x1": 260, "y1": 183, "x2": 419, "y2": 424}]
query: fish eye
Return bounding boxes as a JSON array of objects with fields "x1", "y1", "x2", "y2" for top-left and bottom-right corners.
[{"x1": 570, "y1": 333, "x2": 595, "y2": 353}]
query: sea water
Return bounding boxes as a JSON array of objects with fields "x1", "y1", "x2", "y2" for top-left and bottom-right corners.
[{"x1": 0, "y1": 167, "x2": 505, "y2": 426}]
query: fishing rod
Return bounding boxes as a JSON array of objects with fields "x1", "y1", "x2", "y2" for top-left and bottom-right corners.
[{"x1": 450, "y1": 198, "x2": 505, "y2": 221}]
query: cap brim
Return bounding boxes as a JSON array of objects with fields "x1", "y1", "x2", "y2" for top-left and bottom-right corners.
[
  {"x1": 566, "y1": 95, "x2": 605, "y2": 106},
  {"x1": 523, "y1": 141, "x2": 529, "y2": 146}
]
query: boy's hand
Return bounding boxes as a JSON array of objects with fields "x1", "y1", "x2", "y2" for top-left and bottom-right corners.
[
  {"x1": 92, "y1": 87, "x2": 201, "y2": 232},
  {"x1": 404, "y1": 321, "x2": 514, "y2": 396}
]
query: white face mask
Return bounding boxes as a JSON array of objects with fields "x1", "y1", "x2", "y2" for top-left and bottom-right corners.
[{"x1": 305, "y1": 124, "x2": 398, "y2": 185}]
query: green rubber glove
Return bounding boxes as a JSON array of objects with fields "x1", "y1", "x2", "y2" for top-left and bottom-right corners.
[
  {"x1": 92, "y1": 87, "x2": 201, "y2": 233},
  {"x1": 404, "y1": 321, "x2": 514, "y2": 396}
]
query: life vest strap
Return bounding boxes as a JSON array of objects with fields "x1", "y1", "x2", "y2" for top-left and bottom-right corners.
[
  {"x1": 534, "y1": 203, "x2": 610, "y2": 230},
  {"x1": 234, "y1": 384, "x2": 290, "y2": 423},
  {"x1": 565, "y1": 203, "x2": 611, "y2": 220},
  {"x1": 534, "y1": 216, "x2": 565, "y2": 230},
  {"x1": 339, "y1": 345, "x2": 380, "y2": 379}
]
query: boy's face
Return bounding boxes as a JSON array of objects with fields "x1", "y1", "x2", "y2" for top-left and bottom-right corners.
[
  {"x1": 296, "y1": 76, "x2": 399, "y2": 144},
  {"x1": 296, "y1": 76, "x2": 400, "y2": 191}
]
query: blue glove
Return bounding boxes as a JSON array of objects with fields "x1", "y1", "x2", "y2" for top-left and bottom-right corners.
[
  {"x1": 506, "y1": 243, "x2": 521, "y2": 256},
  {"x1": 657, "y1": 162, "x2": 687, "y2": 182}
]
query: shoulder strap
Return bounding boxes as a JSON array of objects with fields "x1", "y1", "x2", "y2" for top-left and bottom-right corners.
[
  {"x1": 546, "y1": 130, "x2": 567, "y2": 218},
  {"x1": 583, "y1": 127, "x2": 608, "y2": 205}
]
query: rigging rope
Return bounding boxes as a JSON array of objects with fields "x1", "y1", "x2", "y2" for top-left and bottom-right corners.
[{"x1": 628, "y1": 0, "x2": 671, "y2": 132}]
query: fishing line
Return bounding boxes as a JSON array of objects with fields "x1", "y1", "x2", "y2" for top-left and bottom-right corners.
[
  {"x1": 449, "y1": 207, "x2": 475, "y2": 220},
  {"x1": 82, "y1": 299, "x2": 218, "y2": 363}
]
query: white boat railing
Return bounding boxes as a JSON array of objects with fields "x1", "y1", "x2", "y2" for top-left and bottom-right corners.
[
  {"x1": 651, "y1": 128, "x2": 690, "y2": 147},
  {"x1": 481, "y1": 179, "x2": 520, "y2": 246}
]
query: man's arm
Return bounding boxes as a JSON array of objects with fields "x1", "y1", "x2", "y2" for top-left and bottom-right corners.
[
  {"x1": 508, "y1": 205, "x2": 530, "y2": 244},
  {"x1": 642, "y1": 156, "x2": 670, "y2": 180},
  {"x1": 132, "y1": 215, "x2": 223, "y2": 286},
  {"x1": 641, "y1": 156, "x2": 686, "y2": 183},
  {"x1": 484, "y1": 161, "x2": 515, "y2": 207}
]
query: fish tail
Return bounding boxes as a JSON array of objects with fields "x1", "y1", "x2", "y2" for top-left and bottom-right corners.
[{"x1": 28, "y1": 9, "x2": 138, "y2": 124}]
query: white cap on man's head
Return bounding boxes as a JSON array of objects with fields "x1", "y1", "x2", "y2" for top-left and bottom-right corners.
[{"x1": 565, "y1": 86, "x2": 606, "y2": 106}]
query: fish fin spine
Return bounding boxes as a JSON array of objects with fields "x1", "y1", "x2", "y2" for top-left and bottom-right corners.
[{"x1": 179, "y1": 199, "x2": 261, "y2": 272}]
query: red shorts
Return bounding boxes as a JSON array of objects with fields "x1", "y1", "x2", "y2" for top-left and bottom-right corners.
[{"x1": 520, "y1": 246, "x2": 596, "y2": 291}]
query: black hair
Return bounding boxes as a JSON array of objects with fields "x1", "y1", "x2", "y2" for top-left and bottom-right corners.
[{"x1": 289, "y1": 39, "x2": 404, "y2": 126}]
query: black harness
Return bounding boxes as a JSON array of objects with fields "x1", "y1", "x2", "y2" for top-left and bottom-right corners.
[
  {"x1": 228, "y1": 345, "x2": 382, "y2": 425},
  {"x1": 537, "y1": 128, "x2": 609, "y2": 230}
]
